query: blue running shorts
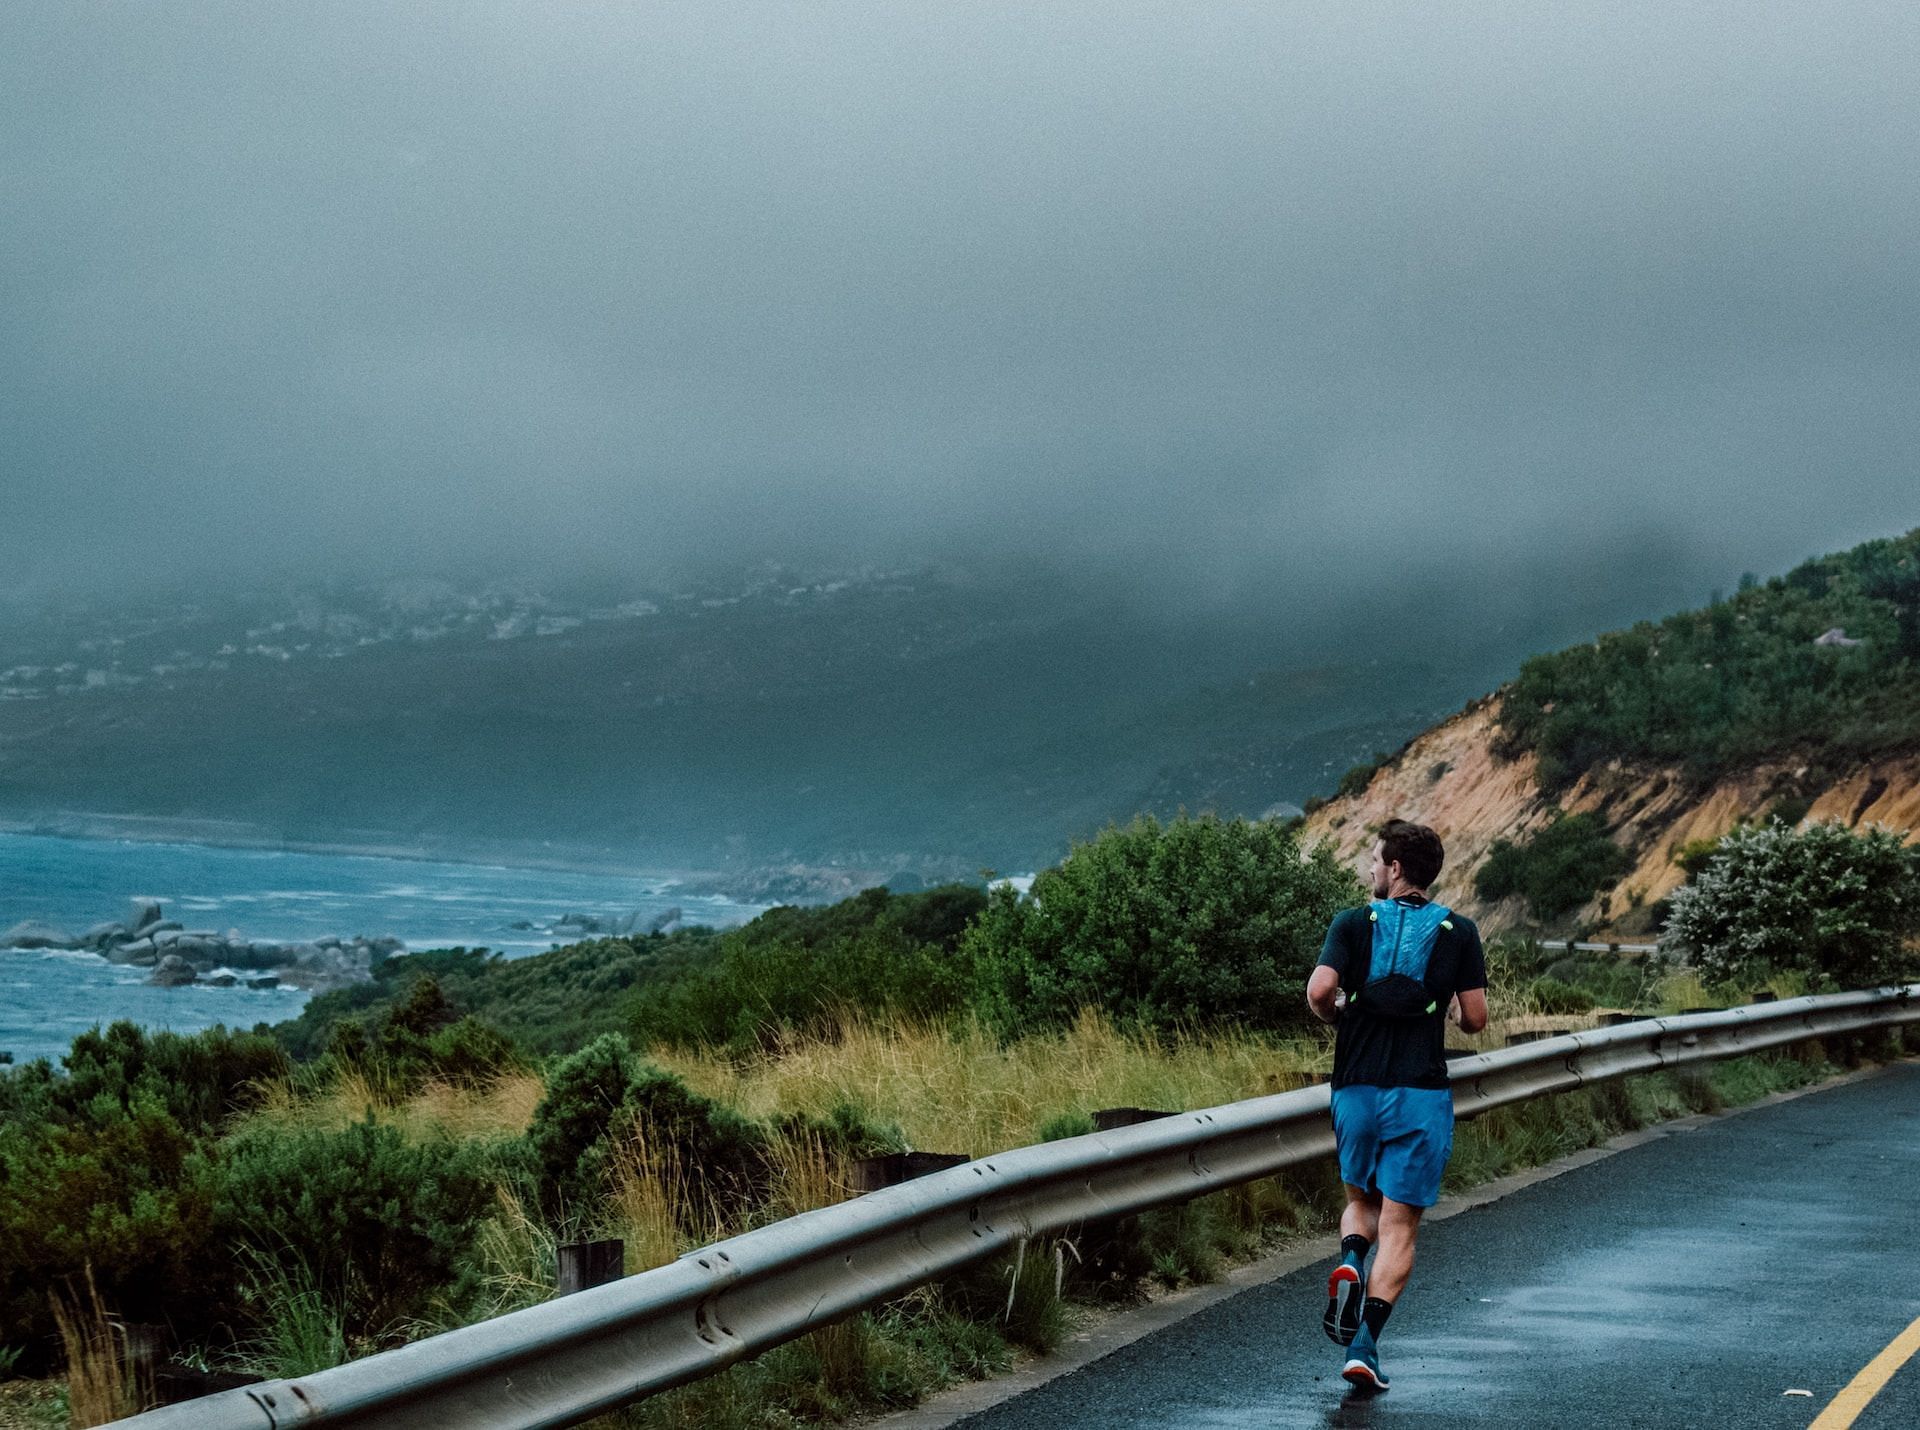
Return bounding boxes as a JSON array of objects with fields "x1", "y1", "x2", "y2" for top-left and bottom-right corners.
[{"x1": 1330, "y1": 1085, "x2": 1455, "y2": 1208}]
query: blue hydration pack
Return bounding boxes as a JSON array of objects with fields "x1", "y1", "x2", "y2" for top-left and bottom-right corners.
[{"x1": 1349, "y1": 898, "x2": 1455, "y2": 1019}]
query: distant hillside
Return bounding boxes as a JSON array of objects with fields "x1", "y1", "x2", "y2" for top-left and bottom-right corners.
[
  {"x1": 1305, "y1": 527, "x2": 1920, "y2": 933},
  {"x1": 0, "y1": 567, "x2": 1459, "y2": 888}
]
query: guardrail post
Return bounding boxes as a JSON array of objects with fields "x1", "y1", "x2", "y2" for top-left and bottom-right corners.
[
  {"x1": 849, "y1": 1152, "x2": 969, "y2": 1195},
  {"x1": 556, "y1": 1239, "x2": 625, "y2": 1296},
  {"x1": 1090, "y1": 1107, "x2": 1173, "y2": 1131}
]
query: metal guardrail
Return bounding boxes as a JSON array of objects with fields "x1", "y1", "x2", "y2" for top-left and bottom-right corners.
[
  {"x1": 115, "y1": 985, "x2": 1919, "y2": 1430},
  {"x1": 1536, "y1": 939, "x2": 1660, "y2": 955}
]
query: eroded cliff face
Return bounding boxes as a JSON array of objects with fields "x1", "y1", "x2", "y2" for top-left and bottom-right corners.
[{"x1": 1300, "y1": 695, "x2": 1920, "y2": 934}]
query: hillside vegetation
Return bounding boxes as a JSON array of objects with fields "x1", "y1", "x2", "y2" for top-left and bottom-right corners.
[{"x1": 1498, "y1": 528, "x2": 1920, "y2": 789}]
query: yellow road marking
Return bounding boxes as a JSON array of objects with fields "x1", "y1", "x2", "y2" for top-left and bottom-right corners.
[{"x1": 1810, "y1": 1314, "x2": 1920, "y2": 1428}]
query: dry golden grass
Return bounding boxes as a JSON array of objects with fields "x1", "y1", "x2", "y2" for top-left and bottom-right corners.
[
  {"x1": 607, "y1": 1130, "x2": 706, "y2": 1273},
  {"x1": 243, "y1": 1071, "x2": 544, "y2": 1140},
  {"x1": 648, "y1": 1010, "x2": 1325, "y2": 1157},
  {"x1": 49, "y1": 1270, "x2": 146, "y2": 1428},
  {"x1": 468, "y1": 1183, "x2": 557, "y2": 1319}
]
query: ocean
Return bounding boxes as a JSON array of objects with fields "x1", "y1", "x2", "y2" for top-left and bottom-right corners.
[{"x1": 0, "y1": 832, "x2": 765, "y2": 1066}]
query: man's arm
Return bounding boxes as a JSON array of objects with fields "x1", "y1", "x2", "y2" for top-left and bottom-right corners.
[
  {"x1": 1449, "y1": 916, "x2": 1490, "y2": 1034},
  {"x1": 1307, "y1": 964, "x2": 1344, "y2": 1025}
]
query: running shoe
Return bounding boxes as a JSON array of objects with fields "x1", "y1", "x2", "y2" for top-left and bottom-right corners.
[
  {"x1": 1323, "y1": 1261, "x2": 1363, "y2": 1345},
  {"x1": 1341, "y1": 1340, "x2": 1390, "y2": 1394}
]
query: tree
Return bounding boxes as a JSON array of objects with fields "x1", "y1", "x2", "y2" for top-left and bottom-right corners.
[
  {"x1": 1661, "y1": 821, "x2": 1920, "y2": 988},
  {"x1": 964, "y1": 814, "x2": 1363, "y2": 1035}
]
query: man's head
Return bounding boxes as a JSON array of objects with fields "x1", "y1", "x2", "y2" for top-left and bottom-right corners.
[{"x1": 1369, "y1": 819, "x2": 1445, "y2": 898}]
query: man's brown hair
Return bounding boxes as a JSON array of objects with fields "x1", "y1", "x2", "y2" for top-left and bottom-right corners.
[{"x1": 1380, "y1": 818, "x2": 1445, "y2": 890}]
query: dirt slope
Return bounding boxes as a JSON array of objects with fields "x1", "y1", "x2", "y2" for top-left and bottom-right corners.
[{"x1": 1300, "y1": 695, "x2": 1920, "y2": 935}]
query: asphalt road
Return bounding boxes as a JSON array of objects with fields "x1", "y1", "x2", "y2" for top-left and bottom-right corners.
[{"x1": 949, "y1": 1064, "x2": 1920, "y2": 1430}]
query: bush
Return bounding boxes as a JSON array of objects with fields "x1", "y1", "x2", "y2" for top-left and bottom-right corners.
[
  {"x1": 628, "y1": 927, "x2": 974, "y2": 1054},
  {"x1": 0, "y1": 1024, "x2": 291, "y2": 1364},
  {"x1": 210, "y1": 1117, "x2": 500, "y2": 1342},
  {"x1": 314, "y1": 977, "x2": 528, "y2": 1094},
  {"x1": 1336, "y1": 754, "x2": 1388, "y2": 799},
  {"x1": 1661, "y1": 820, "x2": 1920, "y2": 989},
  {"x1": 525, "y1": 1034, "x2": 771, "y2": 1227},
  {"x1": 1474, "y1": 812, "x2": 1634, "y2": 922},
  {"x1": 0, "y1": 1091, "x2": 223, "y2": 1364},
  {"x1": 57, "y1": 1022, "x2": 288, "y2": 1135},
  {"x1": 1527, "y1": 977, "x2": 1596, "y2": 1014},
  {"x1": 627, "y1": 888, "x2": 987, "y2": 1053},
  {"x1": 964, "y1": 814, "x2": 1363, "y2": 1036}
]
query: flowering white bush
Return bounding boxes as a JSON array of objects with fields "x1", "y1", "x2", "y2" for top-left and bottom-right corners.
[{"x1": 1662, "y1": 820, "x2": 1920, "y2": 988}]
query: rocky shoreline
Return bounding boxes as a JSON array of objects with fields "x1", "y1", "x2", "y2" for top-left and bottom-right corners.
[{"x1": 1, "y1": 900, "x2": 402, "y2": 992}]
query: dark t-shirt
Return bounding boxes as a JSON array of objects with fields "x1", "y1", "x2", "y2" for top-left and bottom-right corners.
[{"x1": 1318, "y1": 896, "x2": 1488, "y2": 1091}]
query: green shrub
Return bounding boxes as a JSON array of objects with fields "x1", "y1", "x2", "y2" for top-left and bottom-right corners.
[
  {"x1": 210, "y1": 1118, "x2": 499, "y2": 1342},
  {"x1": 1474, "y1": 812, "x2": 1634, "y2": 922},
  {"x1": 525, "y1": 1034, "x2": 771, "y2": 1227},
  {"x1": 964, "y1": 814, "x2": 1363, "y2": 1036},
  {"x1": 54, "y1": 1022, "x2": 287, "y2": 1135},
  {"x1": 0, "y1": 1090, "x2": 223, "y2": 1364},
  {"x1": 1036, "y1": 1111, "x2": 1095, "y2": 1142},
  {"x1": 628, "y1": 926, "x2": 976, "y2": 1053},
  {"x1": 310, "y1": 976, "x2": 528, "y2": 1095},
  {"x1": 0, "y1": 1024, "x2": 295, "y2": 1364},
  {"x1": 1662, "y1": 820, "x2": 1920, "y2": 989},
  {"x1": 274, "y1": 934, "x2": 721, "y2": 1061},
  {"x1": 1336, "y1": 754, "x2": 1388, "y2": 799},
  {"x1": 1527, "y1": 977, "x2": 1596, "y2": 1015},
  {"x1": 426, "y1": 1017, "x2": 526, "y2": 1089}
]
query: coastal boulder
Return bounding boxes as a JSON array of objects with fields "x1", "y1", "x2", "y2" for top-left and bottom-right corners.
[
  {"x1": 220, "y1": 941, "x2": 281, "y2": 971},
  {"x1": 81, "y1": 921, "x2": 130, "y2": 949},
  {"x1": 171, "y1": 937, "x2": 219, "y2": 968},
  {"x1": 107, "y1": 937, "x2": 158, "y2": 966},
  {"x1": 151, "y1": 954, "x2": 196, "y2": 987},
  {"x1": 128, "y1": 899, "x2": 165, "y2": 933},
  {"x1": 1, "y1": 920, "x2": 78, "y2": 950}
]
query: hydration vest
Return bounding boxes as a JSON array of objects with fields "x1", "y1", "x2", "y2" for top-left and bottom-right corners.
[{"x1": 1347, "y1": 898, "x2": 1455, "y2": 1019}]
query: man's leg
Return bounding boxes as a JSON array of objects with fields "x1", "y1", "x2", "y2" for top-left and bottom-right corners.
[
  {"x1": 1327, "y1": 1088, "x2": 1384, "y2": 1345},
  {"x1": 1368, "y1": 1196, "x2": 1423, "y2": 1304},
  {"x1": 1326, "y1": 1184, "x2": 1380, "y2": 1344},
  {"x1": 1340, "y1": 1183, "x2": 1382, "y2": 1245}
]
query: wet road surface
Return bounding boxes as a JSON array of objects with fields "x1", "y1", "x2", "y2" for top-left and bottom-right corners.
[{"x1": 951, "y1": 1063, "x2": 1920, "y2": 1429}]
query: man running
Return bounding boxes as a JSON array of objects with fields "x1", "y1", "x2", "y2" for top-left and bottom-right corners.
[{"x1": 1306, "y1": 818, "x2": 1488, "y2": 1394}]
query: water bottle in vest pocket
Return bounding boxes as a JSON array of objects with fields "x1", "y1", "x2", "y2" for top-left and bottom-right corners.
[{"x1": 1354, "y1": 899, "x2": 1454, "y2": 1019}]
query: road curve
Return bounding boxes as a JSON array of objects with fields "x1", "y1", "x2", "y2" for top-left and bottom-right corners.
[{"x1": 948, "y1": 1062, "x2": 1920, "y2": 1429}]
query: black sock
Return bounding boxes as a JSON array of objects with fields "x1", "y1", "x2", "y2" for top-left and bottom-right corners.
[
  {"x1": 1362, "y1": 1298, "x2": 1393, "y2": 1339},
  {"x1": 1340, "y1": 1234, "x2": 1371, "y2": 1261}
]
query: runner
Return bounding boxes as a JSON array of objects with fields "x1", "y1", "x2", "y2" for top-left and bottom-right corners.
[{"x1": 1306, "y1": 818, "x2": 1489, "y2": 1393}]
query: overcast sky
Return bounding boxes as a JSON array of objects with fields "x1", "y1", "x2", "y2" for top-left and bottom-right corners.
[{"x1": 3, "y1": 2, "x2": 1916, "y2": 623}]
